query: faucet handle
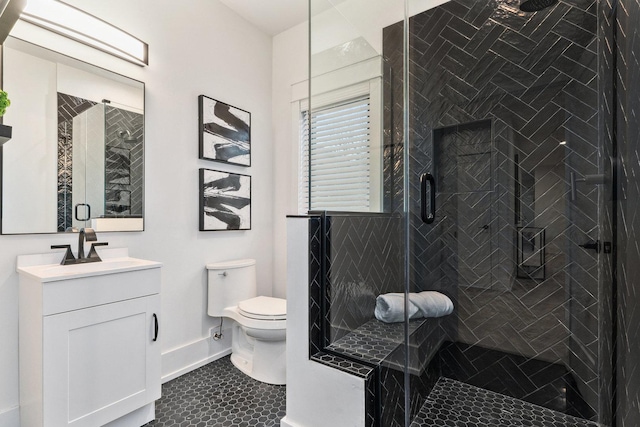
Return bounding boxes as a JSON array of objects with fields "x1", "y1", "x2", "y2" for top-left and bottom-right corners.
[
  {"x1": 51, "y1": 244, "x2": 76, "y2": 265},
  {"x1": 87, "y1": 242, "x2": 109, "y2": 260}
]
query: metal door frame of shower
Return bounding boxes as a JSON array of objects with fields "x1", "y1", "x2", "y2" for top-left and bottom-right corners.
[{"x1": 609, "y1": 0, "x2": 619, "y2": 425}]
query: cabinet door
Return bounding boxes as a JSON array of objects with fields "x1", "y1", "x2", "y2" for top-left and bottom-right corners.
[{"x1": 43, "y1": 294, "x2": 161, "y2": 427}]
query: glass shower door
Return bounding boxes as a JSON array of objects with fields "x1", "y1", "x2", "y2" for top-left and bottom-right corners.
[{"x1": 403, "y1": 0, "x2": 614, "y2": 426}]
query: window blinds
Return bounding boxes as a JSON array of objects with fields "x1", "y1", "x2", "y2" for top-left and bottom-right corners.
[{"x1": 299, "y1": 96, "x2": 372, "y2": 213}]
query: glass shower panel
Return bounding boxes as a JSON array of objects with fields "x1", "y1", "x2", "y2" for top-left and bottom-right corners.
[
  {"x1": 309, "y1": 1, "x2": 411, "y2": 426},
  {"x1": 308, "y1": 0, "x2": 391, "y2": 214}
]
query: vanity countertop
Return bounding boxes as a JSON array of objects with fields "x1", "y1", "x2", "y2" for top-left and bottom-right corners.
[{"x1": 16, "y1": 248, "x2": 161, "y2": 282}]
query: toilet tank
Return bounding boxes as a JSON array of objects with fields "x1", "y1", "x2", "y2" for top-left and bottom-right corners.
[{"x1": 206, "y1": 259, "x2": 257, "y2": 316}]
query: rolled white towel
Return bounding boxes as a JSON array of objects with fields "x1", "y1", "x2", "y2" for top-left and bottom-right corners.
[
  {"x1": 374, "y1": 291, "x2": 454, "y2": 323},
  {"x1": 374, "y1": 293, "x2": 420, "y2": 323},
  {"x1": 410, "y1": 291, "x2": 454, "y2": 318}
]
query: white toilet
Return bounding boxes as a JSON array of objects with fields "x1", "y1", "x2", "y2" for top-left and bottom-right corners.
[{"x1": 206, "y1": 258, "x2": 286, "y2": 385}]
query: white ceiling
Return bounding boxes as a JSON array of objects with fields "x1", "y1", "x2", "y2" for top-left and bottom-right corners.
[{"x1": 218, "y1": 0, "x2": 308, "y2": 36}]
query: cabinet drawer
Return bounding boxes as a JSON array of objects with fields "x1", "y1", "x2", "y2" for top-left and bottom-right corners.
[{"x1": 42, "y1": 267, "x2": 161, "y2": 315}]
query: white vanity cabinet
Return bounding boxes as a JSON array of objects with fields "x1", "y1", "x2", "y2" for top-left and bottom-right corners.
[{"x1": 17, "y1": 250, "x2": 162, "y2": 427}]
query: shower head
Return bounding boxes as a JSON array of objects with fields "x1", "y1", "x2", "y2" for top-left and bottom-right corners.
[
  {"x1": 118, "y1": 129, "x2": 137, "y2": 143},
  {"x1": 519, "y1": 0, "x2": 558, "y2": 12}
]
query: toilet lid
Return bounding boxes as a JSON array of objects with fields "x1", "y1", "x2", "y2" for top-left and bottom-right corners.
[{"x1": 238, "y1": 296, "x2": 286, "y2": 320}]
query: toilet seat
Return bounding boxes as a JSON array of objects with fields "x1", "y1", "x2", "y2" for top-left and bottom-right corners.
[{"x1": 238, "y1": 296, "x2": 286, "y2": 320}]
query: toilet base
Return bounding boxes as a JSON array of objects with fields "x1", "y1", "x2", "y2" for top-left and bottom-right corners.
[{"x1": 230, "y1": 323, "x2": 286, "y2": 385}]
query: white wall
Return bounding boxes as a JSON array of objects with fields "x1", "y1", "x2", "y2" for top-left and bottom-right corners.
[
  {"x1": 271, "y1": 22, "x2": 308, "y2": 298},
  {"x1": 0, "y1": 0, "x2": 274, "y2": 423}
]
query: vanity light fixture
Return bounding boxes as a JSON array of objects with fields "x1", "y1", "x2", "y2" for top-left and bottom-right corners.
[{"x1": 19, "y1": 0, "x2": 148, "y2": 66}]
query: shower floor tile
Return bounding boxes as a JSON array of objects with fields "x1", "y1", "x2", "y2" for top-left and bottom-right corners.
[
  {"x1": 411, "y1": 377, "x2": 599, "y2": 427},
  {"x1": 143, "y1": 355, "x2": 285, "y2": 427}
]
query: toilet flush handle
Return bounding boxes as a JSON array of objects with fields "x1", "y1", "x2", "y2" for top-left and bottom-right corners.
[{"x1": 218, "y1": 271, "x2": 227, "y2": 277}]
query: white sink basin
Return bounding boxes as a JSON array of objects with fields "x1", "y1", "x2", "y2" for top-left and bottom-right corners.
[{"x1": 17, "y1": 249, "x2": 161, "y2": 282}]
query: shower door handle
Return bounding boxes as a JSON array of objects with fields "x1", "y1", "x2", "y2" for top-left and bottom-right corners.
[
  {"x1": 420, "y1": 173, "x2": 435, "y2": 224},
  {"x1": 74, "y1": 203, "x2": 91, "y2": 222}
]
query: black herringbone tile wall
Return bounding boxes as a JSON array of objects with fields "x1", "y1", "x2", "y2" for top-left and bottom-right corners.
[
  {"x1": 616, "y1": 0, "x2": 640, "y2": 425},
  {"x1": 308, "y1": 216, "x2": 323, "y2": 356},
  {"x1": 323, "y1": 214, "x2": 404, "y2": 342},
  {"x1": 382, "y1": 0, "x2": 613, "y2": 423}
]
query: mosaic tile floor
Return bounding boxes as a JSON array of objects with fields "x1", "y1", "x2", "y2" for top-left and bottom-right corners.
[
  {"x1": 410, "y1": 377, "x2": 599, "y2": 427},
  {"x1": 143, "y1": 356, "x2": 285, "y2": 427},
  {"x1": 143, "y1": 354, "x2": 598, "y2": 427},
  {"x1": 440, "y1": 342, "x2": 595, "y2": 419}
]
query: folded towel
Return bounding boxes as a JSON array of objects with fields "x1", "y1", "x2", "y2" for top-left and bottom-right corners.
[{"x1": 374, "y1": 291, "x2": 454, "y2": 323}]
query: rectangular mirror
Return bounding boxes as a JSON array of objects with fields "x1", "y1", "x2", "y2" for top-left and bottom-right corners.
[{"x1": 1, "y1": 36, "x2": 144, "y2": 234}]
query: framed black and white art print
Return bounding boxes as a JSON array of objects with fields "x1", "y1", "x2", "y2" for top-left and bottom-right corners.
[
  {"x1": 199, "y1": 168, "x2": 251, "y2": 231},
  {"x1": 199, "y1": 95, "x2": 251, "y2": 166}
]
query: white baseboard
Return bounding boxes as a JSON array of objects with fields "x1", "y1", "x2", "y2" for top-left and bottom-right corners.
[
  {"x1": 161, "y1": 330, "x2": 232, "y2": 383},
  {"x1": 0, "y1": 406, "x2": 19, "y2": 427}
]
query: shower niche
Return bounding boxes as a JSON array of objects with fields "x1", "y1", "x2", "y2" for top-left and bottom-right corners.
[{"x1": 433, "y1": 120, "x2": 497, "y2": 290}]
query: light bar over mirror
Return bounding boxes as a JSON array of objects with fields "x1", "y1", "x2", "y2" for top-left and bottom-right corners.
[{"x1": 20, "y1": 0, "x2": 148, "y2": 66}]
